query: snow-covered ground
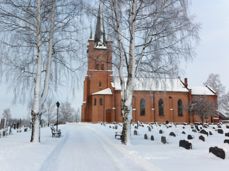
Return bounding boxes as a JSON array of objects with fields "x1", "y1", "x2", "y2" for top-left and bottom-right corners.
[{"x1": 1, "y1": 122, "x2": 229, "y2": 171}]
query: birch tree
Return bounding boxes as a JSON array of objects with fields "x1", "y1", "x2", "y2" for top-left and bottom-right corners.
[
  {"x1": 100, "y1": 0, "x2": 199, "y2": 144},
  {"x1": 204, "y1": 73, "x2": 225, "y2": 97},
  {"x1": 204, "y1": 73, "x2": 227, "y2": 114},
  {"x1": 0, "y1": 0, "x2": 84, "y2": 142}
]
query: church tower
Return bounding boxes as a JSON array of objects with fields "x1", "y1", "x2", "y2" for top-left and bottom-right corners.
[{"x1": 81, "y1": 2, "x2": 114, "y2": 122}]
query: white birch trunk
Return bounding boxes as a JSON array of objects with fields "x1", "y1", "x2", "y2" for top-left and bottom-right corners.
[
  {"x1": 111, "y1": 0, "x2": 129, "y2": 144},
  {"x1": 121, "y1": 0, "x2": 136, "y2": 145},
  {"x1": 31, "y1": 0, "x2": 42, "y2": 143},
  {"x1": 41, "y1": 0, "x2": 56, "y2": 105},
  {"x1": 124, "y1": 0, "x2": 136, "y2": 145}
]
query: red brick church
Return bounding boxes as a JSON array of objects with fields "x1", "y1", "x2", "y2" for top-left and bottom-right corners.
[{"x1": 81, "y1": 4, "x2": 217, "y2": 123}]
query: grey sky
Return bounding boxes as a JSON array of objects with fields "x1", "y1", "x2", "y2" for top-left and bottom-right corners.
[
  {"x1": 181, "y1": 0, "x2": 229, "y2": 90},
  {"x1": 0, "y1": 0, "x2": 229, "y2": 118}
]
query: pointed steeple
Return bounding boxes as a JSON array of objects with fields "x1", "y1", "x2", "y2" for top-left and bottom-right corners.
[
  {"x1": 89, "y1": 23, "x2": 93, "y2": 39},
  {"x1": 94, "y1": 2, "x2": 106, "y2": 47}
]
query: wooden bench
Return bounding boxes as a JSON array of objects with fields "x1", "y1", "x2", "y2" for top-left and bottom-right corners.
[
  {"x1": 51, "y1": 126, "x2": 61, "y2": 137},
  {"x1": 115, "y1": 132, "x2": 122, "y2": 140}
]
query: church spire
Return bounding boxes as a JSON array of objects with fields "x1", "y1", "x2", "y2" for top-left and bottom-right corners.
[
  {"x1": 89, "y1": 23, "x2": 93, "y2": 39},
  {"x1": 94, "y1": 2, "x2": 106, "y2": 47}
]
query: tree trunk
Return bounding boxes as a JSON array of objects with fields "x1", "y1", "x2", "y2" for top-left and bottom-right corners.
[
  {"x1": 41, "y1": 0, "x2": 56, "y2": 105},
  {"x1": 31, "y1": 0, "x2": 42, "y2": 143},
  {"x1": 121, "y1": 0, "x2": 136, "y2": 145}
]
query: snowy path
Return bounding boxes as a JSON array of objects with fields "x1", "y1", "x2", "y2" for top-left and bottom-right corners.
[{"x1": 39, "y1": 123, "x2": 159, "y2": 171}]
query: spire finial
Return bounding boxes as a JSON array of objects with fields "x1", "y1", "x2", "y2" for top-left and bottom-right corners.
[
  {"x1": 89, "y1": 23, "x2": 92, "y2": 39},
  {"x1": 94, "y1": 1, "x2": 106, "y2": 47}
]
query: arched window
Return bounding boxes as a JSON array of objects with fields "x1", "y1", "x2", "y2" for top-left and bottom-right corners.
[
  {"x1": 101, "y1": 64, "x2": 104, "y2": 70},
  {"x1": 158, "y1": 99, "x2": 164, "y2": 116},
  {"x1": 178, "y1": 99, "x2": 183, "y2": 116},
  {"x1": 94, "y1": 98, "x2": 97, "y2": 106},
  {"x1": 99, "y1": 81, "x2": 102, "y2": 87},
  {"x1": 95, "y1": 63, "x2": 99, "y2": 70},
  {"x1": 140, "y1": 98, "x2": 146, "y2": 116},
  {"x1": 99, "y1": 98, "x2": 103, "y2": 105}
]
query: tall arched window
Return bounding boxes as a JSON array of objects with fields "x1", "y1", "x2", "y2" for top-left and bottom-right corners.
[
  {"x1": 101, "y1": 64, "x2": 104, "y2": 70},
  {"x1": 140, "y1": 98, "x2": 146, "y2": 116},
  {"x1": 95, "y1": 63, "x2": 99, "y2": 70},
  {"x1": 99, "y1": 98, "x2": 103, "y2": 105},
  {"x1": 178, "y1": 99, "x2": 183, "y2": 116},
  {"x1": 94, "y1": 98, "x2": 97, "y2": 106},
  {"x1": 158, "y1": 99, "x2": 164, "y2": 116}
]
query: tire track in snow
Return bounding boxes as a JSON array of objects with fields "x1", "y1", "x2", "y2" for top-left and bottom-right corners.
[
  {"x1": 88, "y1": 126, "x2": 161, "y2": 171},
  {"x1": 39, "y1": 131, "x2": 69, "y2": 171}
]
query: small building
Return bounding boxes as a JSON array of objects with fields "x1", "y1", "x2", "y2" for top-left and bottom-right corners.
[{"x1": 81, "y1": 4, "x2": 217, "y2": 123}]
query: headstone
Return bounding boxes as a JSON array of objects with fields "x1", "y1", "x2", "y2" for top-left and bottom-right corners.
[{"x1": 151, "y1": 135, "x2": 154, "y2": 141}]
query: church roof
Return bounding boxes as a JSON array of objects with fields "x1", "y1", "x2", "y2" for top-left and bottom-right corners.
[
  {"x1": 92, "y1": 88, "x2": 112, "y2": 95},
  {"x1": 191, "y1": 86, "x2": 216, "y2": 95},
  {"x1": 112, "y1": 77, "x2": 189, "y2": 92}
]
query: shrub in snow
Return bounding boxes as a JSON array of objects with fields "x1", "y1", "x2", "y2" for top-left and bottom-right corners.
[
  {"x1": 225, "y1": 132, "x2": 229, "y2": 137},
  {"x1": 226, "y1": 125, "x2": 229, "y2": 129},
  {"x1": 218, "y1": 129, "x2": 224, "y2": 134},
  {"x1": 187, "y1": 135, "x2": 194, "y2": 140},
  {"x1": 134, "y1": 125, "x2": 138, "y2": 129},
  {"x1": 199, "y1": 135, "x2": 205, "y2": 142},
  {"x1": 182, "y1": 131, "x2": 186, "y2": 134},
  {"x1": 218, "y1": 125, "x2": 222, "y2": 128},
  {"x1": 224, "y1": 139, "x2": 229, "y2": 144},
  {"x1": 161, "y1": 136, "x2": 167, "y2": 144},
  {"x1": 200, "y1": 129, "x2": 208, "y2": 136},
  {"x1": 169, "y1": 132, "x2": 176, "y2": 137},
  {"x1": 114, "y1": 125, "x2": 118, "y2": 129},
  {"x1": 148, "y1": 126, "x2": 151, "y2": 132},
  {"x1": 144, "y1": 134, "x2": 148, "y2": 140},
  {"x1": 182, "y1": 126, "x2": 185, "y2": 129},
  {"x1": 151, "y1": 135, "x2": 154, "y2": 141},
  {"x1": 212, "y1": 126, "x2": 216, "y2": 129},
  {"x1": 209, "y1": 146, "x2": 225, "y2": 159},
  {"x1": 134, "y1": 130, "x2": 138, "y2": 135},
  {"x1": 159, "y1": 130, "x2": 163, "y2": 134},
  {"x1": 179, "y1": 140, "x2": 192, "y2": 150}
]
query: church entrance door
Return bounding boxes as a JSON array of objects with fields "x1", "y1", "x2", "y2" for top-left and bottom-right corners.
[{"x1": 106, "y1": 109, "x2": 112, "y2": 123}]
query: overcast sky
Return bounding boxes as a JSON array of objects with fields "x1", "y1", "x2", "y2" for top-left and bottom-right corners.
[
  {"x1": 181, "y1": 0, "x2": 229, "y2": 90},
  {"x1": 0, "y1": 0, "x2": 229, "y2": 118}
]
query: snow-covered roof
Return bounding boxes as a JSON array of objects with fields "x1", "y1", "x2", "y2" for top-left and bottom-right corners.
[
  {"x1": 92, "y1": 88, "x2": 112, "y2": 95},
  {"x1": 191, "y1": 86, "x2": 215, "y2": 95},
  {"x1": 112, "y1": 77, "x2": 189, "y2": 92},
  {"x1": 217, "y1": 106, "x2": 229, "y2": 117}
]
